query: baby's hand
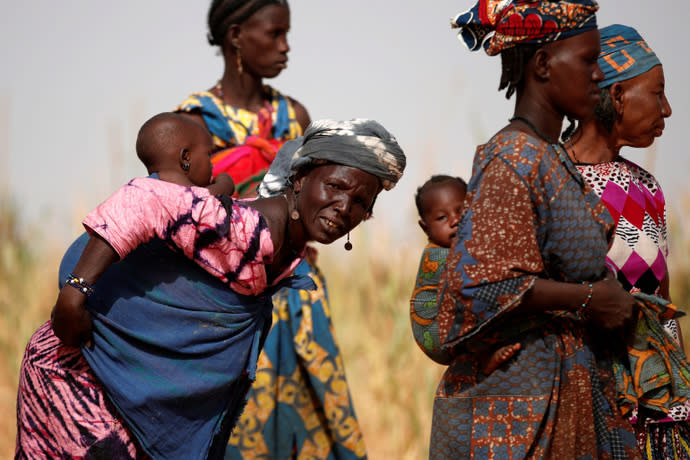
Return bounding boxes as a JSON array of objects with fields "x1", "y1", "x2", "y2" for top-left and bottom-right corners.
[
  {"x1": 209, "y1": 173, "x2": 235, "y2": 196},
  {"x1": 481, "y1": 343, "x2": 521, "y2": 375}
]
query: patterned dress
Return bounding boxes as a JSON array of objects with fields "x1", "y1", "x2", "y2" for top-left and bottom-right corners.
[
  {"x1": 577, "y1": 158, "x2": 690, "y2": 459},
  {"x1": 15, "y1": 178, "x2": 304, "y2": 460},
  {"x1": 176, "y1": 88, "x2": 367, "y2": 459},
  {"x1": 412, "y1": 131, "x2": 641, "y2": 459}
]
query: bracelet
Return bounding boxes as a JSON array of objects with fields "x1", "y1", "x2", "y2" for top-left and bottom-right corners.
[
  {"x1": 580, "y1": 281, "x2": 594, "y2": 309},
  {"x1": 65, "y1": 273, "x2": 95, "y2": 296}
]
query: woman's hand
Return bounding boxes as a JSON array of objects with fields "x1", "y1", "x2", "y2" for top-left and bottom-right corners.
[
  {"x1": 50, "y1": 234, "x2": 119, "y2": 347},
  {"x1": 51, "y1": 287, "x2": 93, "y2": 347},
  {"x1": 584, "y1": 278, "x2": 637, "y2": 331}
]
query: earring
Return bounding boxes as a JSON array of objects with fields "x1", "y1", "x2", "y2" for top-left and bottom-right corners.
[
  {"x1": 236, "y1": 48, "x2": 243, "y2": 74},
  {"x1": 182, "y1": 162, "x2": 190, "y2": 171},
  {"x1": 344, "y1": 233, "x2": 352, "y2": 251},
  {"x1": 289, "y1": 190, "x2": 300, "y2": 220}
]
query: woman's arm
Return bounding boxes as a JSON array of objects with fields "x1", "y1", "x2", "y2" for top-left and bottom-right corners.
[
  {"x1": 289, "y1": 97, "x2": 311, "y2": 133},
  {"x1": 51, "y1": 234, "x2": 119, "y2": 346},
  {"x1": 520, "y1": 277, "x2": 637, "y2": 330}
]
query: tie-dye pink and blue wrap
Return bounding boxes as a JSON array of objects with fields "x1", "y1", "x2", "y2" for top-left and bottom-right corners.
[{"x1": 16, "y1": 177, "x2": 313, "y2": 460}]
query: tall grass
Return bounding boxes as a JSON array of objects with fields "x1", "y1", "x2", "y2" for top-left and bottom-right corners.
[
  {"x1": 1, "y1": 195, "x2": 689, "y2": 459},
  {"x1": 0, "y1": 196, "x2": 59, "y2": 456}
]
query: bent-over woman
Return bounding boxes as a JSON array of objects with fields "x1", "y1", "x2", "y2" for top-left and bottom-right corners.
[{"x1": 15, "y1": 119, "x2": 405, "y2": 460}]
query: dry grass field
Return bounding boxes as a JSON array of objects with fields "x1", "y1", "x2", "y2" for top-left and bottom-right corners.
[{"x1": 1, "y1": 195, "x2": 689, "y2": 459}]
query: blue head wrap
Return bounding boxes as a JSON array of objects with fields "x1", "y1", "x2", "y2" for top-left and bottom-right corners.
[{"x1": 598, "y1": 24, "x2": 661, "y2": 88}]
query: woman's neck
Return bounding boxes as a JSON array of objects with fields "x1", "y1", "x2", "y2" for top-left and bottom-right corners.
[
  {"x1": 245, "y1": 193, "x2": 307, "y2": 276},
  {"x1": 217, "y1": 68, "x2": 267, "y2": 113},
  {"x1": 567, "y1": 120, "x2": 619, "y2": 164},
  {"x1": 511, "y1": 97, "x2": 564, "y2": 144}
]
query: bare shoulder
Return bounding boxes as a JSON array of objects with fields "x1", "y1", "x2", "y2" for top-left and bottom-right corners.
[
  {"x1": 243, "y1": 196, "x2": 286, "y2": 249},
  {"x1": 288, "y1": 96, "x2": 311, "y2": 133}
]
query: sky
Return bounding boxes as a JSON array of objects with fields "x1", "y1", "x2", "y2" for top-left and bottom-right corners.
[{"x1": 2, "y1": 1, "x2": 689, "y2": 247}]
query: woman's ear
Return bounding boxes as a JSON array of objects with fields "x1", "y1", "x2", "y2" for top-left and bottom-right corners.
[
  {"x1": 228, "y1": 24, "x2": 241, "y2": 50},
  {"x1": 292, "y1": 174, "x2": 305, "y2": 194},
  {"x1": 610, "y1": 82, "x2": 625, "y2": 117},
  {"x1": 533, "y1": 48, "x2": 550, "y2": 80}
]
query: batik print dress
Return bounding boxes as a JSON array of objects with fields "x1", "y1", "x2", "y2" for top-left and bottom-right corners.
[
  {"x1": 415, "y1": 131, "x2": 641, "y2": 459},
  {"x1": 15, "y1": 178, "x2": 306, "y2": 460},
  {"x1": 577, "y1": 158, "x2": 690, "y2": 459},
  {"x1": 177, "y1": 88, "x2": 367, "y2": 459}
]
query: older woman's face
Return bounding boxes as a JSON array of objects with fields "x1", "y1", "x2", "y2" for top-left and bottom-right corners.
[
  {"x1": 293, "y1": 164, "x2": 380, "y2": 244},
  {"x1": 617, "y1": 65, "x2": 672, "y2": 148},
  {"x1": 236, "y1": 4, "x2": 290, "y2": 79}
]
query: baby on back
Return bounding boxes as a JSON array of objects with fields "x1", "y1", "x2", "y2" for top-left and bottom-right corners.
[
  {"x1": 135, "y1": 112, "x2": 234, "y2": 195},
  {"x1": 411, "y1": 174, "x2": 520, "y2": 373}
]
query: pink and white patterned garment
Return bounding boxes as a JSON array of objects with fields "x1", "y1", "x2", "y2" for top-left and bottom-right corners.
[
  {"x1": 577, "y1": 157, "x2": 689, "y2": 424},
  {"x1": 577, "y1": 158, "x2": 668, "y2": 295},
  {"x1": 83, "y1": 177, "x2": 301, "y2": 294}
]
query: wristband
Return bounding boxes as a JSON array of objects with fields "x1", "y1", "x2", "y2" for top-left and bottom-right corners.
[
  {"x1": 65, "y1": 273, "x2": 95, "y2": 296},
  {"x1": 580, "y1": 282, "x2": 593, "y2": 309}
]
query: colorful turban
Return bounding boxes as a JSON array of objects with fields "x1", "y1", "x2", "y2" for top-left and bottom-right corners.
[
  {"x1": 452, "y1": 0, "x2": 598, "y2": 56},
  {"x1": 258, "y1": 119, "x2": 406, "y2": 197},
  {"x1": 598, "y1": 24, "x2": 661, "y2": 88}
]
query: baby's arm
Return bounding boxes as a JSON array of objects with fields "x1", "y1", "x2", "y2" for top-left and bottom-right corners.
[
  {"x1": 83, "y1": 177, "x2": 273, "y2": 294},
  {"x1": 205, "y1": 172, "x2": 234, "y2": 196},
  {"x1": 51, "y1": 234, "x2": 119, "y2": 346}
]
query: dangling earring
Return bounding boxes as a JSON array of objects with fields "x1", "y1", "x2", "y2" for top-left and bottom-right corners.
[
  {"x1": 344, "y1": 233, "x2": 352, "y2": 251},
  {"x1": 236, "y1": 48, "x2": 243, "y2": 74},
  {"x1": 285, "y1": 193, "x2": 300, "y2": 220},
  {"x1": 182, "y1": 162, "x2": 190, "y2": 171}
]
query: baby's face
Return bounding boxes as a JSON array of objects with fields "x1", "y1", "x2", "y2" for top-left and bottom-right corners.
[
  {"x1": 419, "y1": 182, "x2": 466, "y2": 248},
  {"x1": 185, "y1": 127, "x2": 215, "y2": 186}
]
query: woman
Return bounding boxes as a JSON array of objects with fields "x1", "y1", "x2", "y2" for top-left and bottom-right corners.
[
  {"x1": 15, "y1": 119, "x2": 405, "y2": 460},
  {"x1": 176, "y1": 2, "x2": 367, "y2": 458},
  {"x1": 176, "y1": 0, "x2": 308, "y2": 197},
  {"x1": 564, "y1": 25, "x2": 685, "y2": 458},
  {"x1": 412, "y1": 1, "x2": 642, "y2": 458}
]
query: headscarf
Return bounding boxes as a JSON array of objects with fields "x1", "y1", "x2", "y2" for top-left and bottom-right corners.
[
  {"x1": 207, "y1": 0, "x2": 288, "y2": 46},
  {"x1": 258, "y1": 119, "x2": 406, "y2": 197},
  {"x1": 598, "y1": 24, "x2": 661, "y2": 89},
  {"x1": 452, "y1": 0, "x2": 598, "y2": 56}
]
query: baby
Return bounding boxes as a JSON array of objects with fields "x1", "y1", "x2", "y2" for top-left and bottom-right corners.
[
  {"x1": 135, "y1": 112, "x2": 234, "y2": 195},
  {"x1": 410, "y1": 175, "x2": 519, "y2": 373}
]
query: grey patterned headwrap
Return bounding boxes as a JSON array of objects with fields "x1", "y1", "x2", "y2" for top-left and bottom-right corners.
[{"x1": 258, "y1": 119, "x2": 406, "y2": 197}]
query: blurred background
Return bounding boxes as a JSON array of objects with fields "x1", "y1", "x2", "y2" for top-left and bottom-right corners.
[{"x1": 2, "y1": 1, "x2": 689, "y2": 458}]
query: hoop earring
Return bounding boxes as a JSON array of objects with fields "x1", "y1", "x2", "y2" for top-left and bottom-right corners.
[
  {"x1": 344, "y1": 233, "x2": 352, "y2": 251},
  {"x1": 182, "y1": 162, "x2": 190, "y2": 171},
  {"x1": 236, "y1": 48, "x2": 243, "y2": 74}
]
